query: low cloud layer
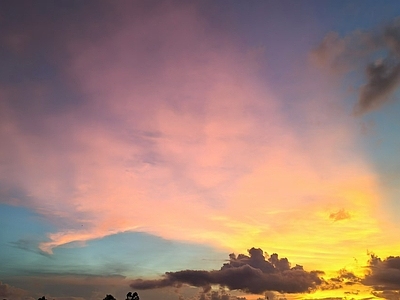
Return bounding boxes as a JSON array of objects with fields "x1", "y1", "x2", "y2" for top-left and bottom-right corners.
[
  {"x1": 130, "y1": 248, "x2": 323, "y2": 294},
  {"x1": 312, "y1": 18, "x2": 400, "y2": 115},
  {"x1": 198, "y1": 290, "x2": 246, "y2": 300},
  {"x1": 0, "y1": 281, "x2": 28, "y2": 299}
]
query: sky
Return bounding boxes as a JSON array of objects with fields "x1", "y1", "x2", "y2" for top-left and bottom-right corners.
[{"x1": 1, "y1": 1, "x2": 400, "y2": 300}]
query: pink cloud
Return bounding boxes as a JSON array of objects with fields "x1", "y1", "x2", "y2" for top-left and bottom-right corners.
[{"x1": 0, "y1": 2, "x2": 395, "y2": 274}]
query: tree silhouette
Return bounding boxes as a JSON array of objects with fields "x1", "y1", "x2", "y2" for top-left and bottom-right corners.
[
  {"x1": 38, "y1": 296, "x2": 47, "y2": 300},
  {"x1": 103, "y1": 295, "x2": 116, "y2": 300},
  {"x1": 101, "y1": 292, "x2": 138, "y2": 300},
  {"x1": 126, "y1": 292, "x2": 139, "y2": 300}
]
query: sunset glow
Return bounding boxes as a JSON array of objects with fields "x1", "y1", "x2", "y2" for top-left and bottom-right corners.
[{"x1": 1, "y1": 1, "x2": 400, "y2": 300}]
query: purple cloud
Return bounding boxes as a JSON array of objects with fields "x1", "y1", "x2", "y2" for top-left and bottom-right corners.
[{"x1": 130, "y1": 248, "x2": 324, "y2": 294}]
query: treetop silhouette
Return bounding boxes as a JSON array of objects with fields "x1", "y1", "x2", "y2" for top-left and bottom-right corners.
[{"x1": 102, "y1": 292, "x2": 139, "y2": 300}]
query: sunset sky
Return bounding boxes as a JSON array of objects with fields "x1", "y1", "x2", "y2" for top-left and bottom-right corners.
[{"x1": 1, "y1": 1, "x2": 400, "y2": 300}]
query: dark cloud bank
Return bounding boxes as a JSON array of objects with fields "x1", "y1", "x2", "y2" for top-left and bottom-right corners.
[
  {"x1": 313, "y1": 18, "x2": 400, "y2": 115},
  {"x1": 130, "y1": 248, "x2": 400, "y2": 299},
  {"x1": 324, "y1": 254, "x2": 400, "y2": 299},
  {"x1": 130, "y1": 248, "x2": 324, "y2": 294},
  {"x1": 362, "y1": 255, "x2": 400, "y2": 295},
  {"x1": 3, "y1": 249, "x2": 400, "y2": 299}
]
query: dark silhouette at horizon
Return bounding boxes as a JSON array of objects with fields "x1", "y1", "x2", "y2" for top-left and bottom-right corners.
[{"x1": 103, "y1": 292, "x2": 139, "y2": 300}]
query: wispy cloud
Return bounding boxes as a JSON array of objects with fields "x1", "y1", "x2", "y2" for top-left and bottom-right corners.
[
  {"x1": 312, "y1": 18, "x2": 400, "y2": 115},
  {"x1": 0, "y1": 1, "x2": 391, "y2": 278}
]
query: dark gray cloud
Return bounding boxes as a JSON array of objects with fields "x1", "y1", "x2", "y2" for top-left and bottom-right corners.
[
  {"x1": 355, "y1": 60, "x2": 400, "y2": 115},
  {"x1": 312, "y1": 18, "x2": 400, "y2": 115},
  {"x1": 363, "y1": 254, "x2": 400, "y2": 291},
  {"x1": 371, "y1": 290, "x2": 400, "y2": 300},
  {"x1": 130, "y1": 248, "x2": 324, "y2": 294}
]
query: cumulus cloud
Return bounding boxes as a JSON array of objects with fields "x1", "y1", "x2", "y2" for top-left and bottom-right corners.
[
  {"x1": 130, "y1": 248, "x2": 324, "y2": 294},
  {"x1": 312, "y1": 18, "x2": 400, "y2": 115},
  {"x1": 363, "y1": 254, "x2": 400, "y2": 291}
]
